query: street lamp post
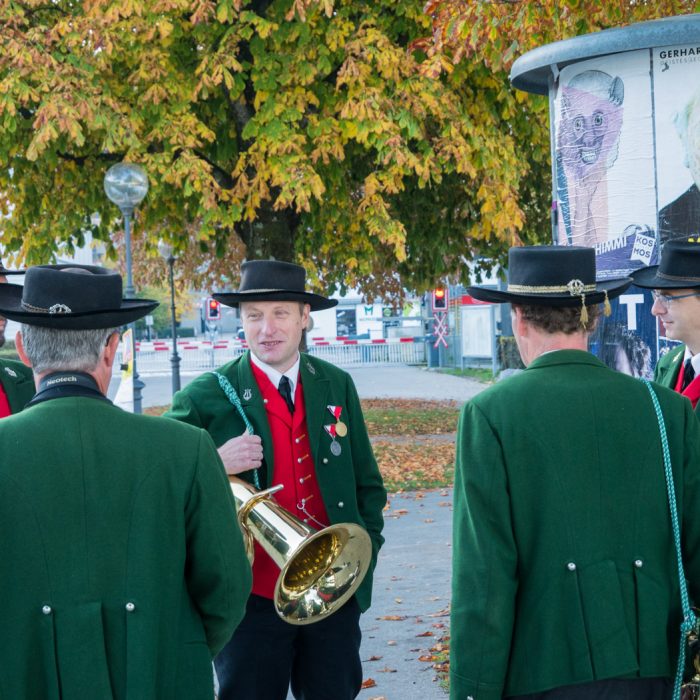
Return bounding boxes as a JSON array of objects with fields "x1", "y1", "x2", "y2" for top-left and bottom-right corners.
[
  {"x1": 157, "y1": 240, "x2": 181, "y2": 395},
  {"x1": 104, "y1": 162, "x2": 149, "y2": 413}
]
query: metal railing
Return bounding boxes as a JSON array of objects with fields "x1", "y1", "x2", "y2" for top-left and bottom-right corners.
[{"x1": 116, "y1": 339, "x2": 426, "y2": 374}]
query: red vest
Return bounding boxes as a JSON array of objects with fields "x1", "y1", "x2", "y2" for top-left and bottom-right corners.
[
  {"x1": 0, "y1": 383, "x2": 11, "y2": 419},
  {"x1": 249, "y1": 362, "x2": 330, "y2": 599},
  {"x1": 675, "y1": 360, "x2": 700, "y2": 409}
]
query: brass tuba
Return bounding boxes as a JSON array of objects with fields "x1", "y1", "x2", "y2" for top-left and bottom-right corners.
[{"x1": 230, "y1": 477, "x2": 372, "y2": 625}]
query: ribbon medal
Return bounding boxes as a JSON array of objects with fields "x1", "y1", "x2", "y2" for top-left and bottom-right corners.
[
  {"x1": 327, "y1": 405, "x2": 348, "y2": 437},
  {"x1": 323, "y1": 423, "x2": 342, "y2": 456}
]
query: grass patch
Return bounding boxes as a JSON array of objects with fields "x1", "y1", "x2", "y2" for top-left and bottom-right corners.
[
  {"x1": 438, "y1": 367, "x2": 493, "y2": 383},
  {"x1": 0, "y1": 342, "x2": 20, "y2": 361},
  {"x1": 431, "y1": 634, "x2": 450, "y2": 692},
  {"x1": 362, "y1": 398, "x2": 460, "y2": 436}
]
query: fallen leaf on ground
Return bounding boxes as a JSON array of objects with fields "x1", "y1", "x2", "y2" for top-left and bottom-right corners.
[
  {"x1": 361, "y1": 678, "x2": 377, "y2": 689},
  {"x1": 427, "y1": 606, "x2": 450, "y2": 617},
  {"x1": 387, "y1": 640, "x2": 397, "y2": 646},
  {"x1": 379, "y1": 666, "x2": 397, "y2": 673},
  {"x1": 366, "y1": 655, "x2": 383, "y2": 661},
  {"x1": 379, "y1": 615, "x2": 406, "y2": 621},
  {"x1": 419, "y1": 654, "x2": 437, "y2": 662},
  {"x1": 394, "y1": 597, "x2": 402, "y2": 603},
  {"x1": 374, "y1": 442, "x2": 455, "y2": 491},
  {"x1": 424, "y1": 518, "x2": 435, "y2": 523},
  {"x1": 416, "y1": 631, "x2": 434, "y2": 637}
]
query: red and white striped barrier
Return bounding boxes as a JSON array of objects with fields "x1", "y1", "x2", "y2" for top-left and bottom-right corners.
[{"x1": 135, "y1": 336, "x2": 421, "y2": 352}]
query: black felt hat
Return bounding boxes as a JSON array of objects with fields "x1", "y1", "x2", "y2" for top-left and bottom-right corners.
[
  {"x1": 631, "y1": 239, "x2": 700, "y2": 289},
  {"x1": 0, "y1": 264, "x2": 158, "y2": 329},
  {"x1": 213, "y1": 260, "x2": 338, "y2": 311},
  {"x1": 0, "y1": 261, "x2": 25, "y2": 276},
  {"x1": 468, "y1": 246, "x2": 631, "y2": 306}
]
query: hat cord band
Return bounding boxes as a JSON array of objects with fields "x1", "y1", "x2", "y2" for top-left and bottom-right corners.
[
  {"x1": 658, "y1": 271, "x2": 700, "y2": 283},
  {"x1": 507, "y1": 281, "x2": 596, "y2": 295},
  {"x1": 21, "y1": 300, "x2": 73, "y2": 314}
]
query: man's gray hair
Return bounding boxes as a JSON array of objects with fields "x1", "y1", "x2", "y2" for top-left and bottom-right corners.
[{"x1": 20, "y1": 324, "x2": 118, "y2": 374}]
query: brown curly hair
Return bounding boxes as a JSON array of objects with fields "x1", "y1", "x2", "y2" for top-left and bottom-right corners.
[{"x1": 512, "y1": 303, "x2": 600, "y2": 334}]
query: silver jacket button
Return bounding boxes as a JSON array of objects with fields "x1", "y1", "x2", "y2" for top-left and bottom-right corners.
[
  {"x1": 126, "y1": 602, "x2": 136, "y2": 612},
  {"x1": 566, "y1": 562, "x2": 576, "y2": 571},
  {"x1": 337, "y1": 501, "x2": 344, "y2": 508},
  {"x1": 322, "y1": 458, "x2": 328, "y2": 464},
  {"x1": 634, "y1": 559, "x2": 643, "y2": 568},
  {"x1": 42, "y1": 605, "x2": 52, "y2": 615}
]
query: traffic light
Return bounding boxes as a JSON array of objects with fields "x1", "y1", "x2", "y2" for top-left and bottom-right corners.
[
  {"x1": 432, "y1": 287, "x2": 448, "y2": 311},
  {"x1": 206, "y1": 297, "x2": 221, "y2": 321}
]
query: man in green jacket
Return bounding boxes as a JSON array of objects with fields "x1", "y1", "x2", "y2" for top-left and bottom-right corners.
[
  {"x1": 166, "y1": 260, "x2": 386, "y2": 700},
  {"x1": 0, "y1": 260, "x2": 34, "y2": 414},
  {"x1": 0, "y1": 264, "x2": 252, "y2": 699},
  {"x1": 451, "y1": 245, "x2": 700, "y2": 699},
  {"x1": 632, "y1": 239, "x2": 700, "y2": 412}
]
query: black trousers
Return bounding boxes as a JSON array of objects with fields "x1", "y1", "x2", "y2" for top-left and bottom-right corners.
[
  {"x1": 214, "y1": 594, "x2": 363, "y2": 700},
  {"x1": 508, "y1": 677, "x2": 672, "y2": 700}
]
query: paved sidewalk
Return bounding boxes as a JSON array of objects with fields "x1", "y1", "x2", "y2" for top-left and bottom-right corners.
[{"x1": 357, "y1": 489, "x2": 453, "y2": 700}]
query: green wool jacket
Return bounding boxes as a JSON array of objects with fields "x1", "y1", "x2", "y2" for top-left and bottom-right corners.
[
  {"x1": 451, "y1": 350, "x2": 700, "y2": 700},
  {"x1": 0, "y1": 396, "x2": 252, "y2": 700},
  {"x1": 0, "y1": 357, "x2": 35, "y2": 413},
  {"x1": 165, "y1": 351, "x2": 387, "y2": 613},
  {"x1": 654, "y1": 344, "x2": 700, "y2": 413}
]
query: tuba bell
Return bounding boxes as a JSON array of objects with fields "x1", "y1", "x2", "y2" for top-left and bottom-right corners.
[{"x1": 230, "y1": 477, "x2": 372, "y2": 625}]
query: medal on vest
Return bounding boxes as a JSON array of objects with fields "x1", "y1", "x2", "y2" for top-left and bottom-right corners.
[
  {"x1": 243, "y1": 388, "x2": 253, "y2": 401},
  {"x1": 324, "y1": 423, "x2": 343, "y2": 456},
  {"x1": 327, "y1": 405, "x2": 347, "y2": 437}
]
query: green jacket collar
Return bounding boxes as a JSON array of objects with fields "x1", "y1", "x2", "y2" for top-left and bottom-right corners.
[
  {"x1": 0, "y1": 361, "x2": 35, "y2": 414},
  {"x1": 526, "y1": 349, "x2": 606, "y2": 371}
]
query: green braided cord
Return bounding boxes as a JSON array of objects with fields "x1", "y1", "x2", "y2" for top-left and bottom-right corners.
[
  {"x1": 211, "y1": 371, "x2": 261, "y2": 490},
  {"x1": 641, "y1": 379, "x2": 696, "y2": 699}
]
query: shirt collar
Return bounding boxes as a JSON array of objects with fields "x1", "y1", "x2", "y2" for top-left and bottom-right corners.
[
  {"x1": 683, "y1": 347, "x2": 700, "y2": 375},
  {"x1": 249, "y1": 351, "x2": 301, "y2": 400}
]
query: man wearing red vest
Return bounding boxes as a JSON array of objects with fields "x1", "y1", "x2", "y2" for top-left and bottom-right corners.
[
  {"x1": 166, "y1": 260, "x2": 387, "y2": 700},
  {"x1": 632, "y1": 239, "x2": 700, "y2": 412}
]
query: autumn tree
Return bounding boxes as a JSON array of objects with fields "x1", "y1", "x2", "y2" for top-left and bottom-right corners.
[{"x1": 0, "y1": 0, "x2": 546, "y2": 301}]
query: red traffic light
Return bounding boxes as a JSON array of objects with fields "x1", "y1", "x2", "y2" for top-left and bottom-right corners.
[
  {"x1": 432, "y1": 287, "x2": 448, "y2": 311},
  {"x1": 206, "y1": 298, "x2": 221, "y2": 320}
]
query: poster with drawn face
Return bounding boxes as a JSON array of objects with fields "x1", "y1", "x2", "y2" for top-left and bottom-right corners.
[
  {"x1": 654, "y1": 44, "x2": 700, "y2": 245},
  {"x1": 549, "y1": 43, "x2": 700, "y2": 376},
  {"x1": 553, "y1": 50, "x2": 657, "y2": 280}
]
